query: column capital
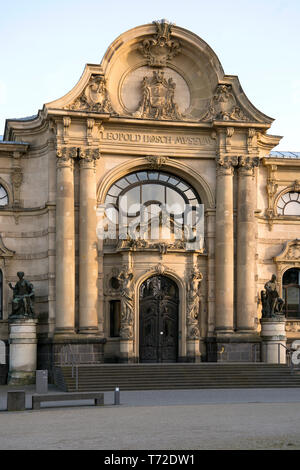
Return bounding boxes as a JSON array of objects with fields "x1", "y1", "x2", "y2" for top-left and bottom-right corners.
[
  {"x1": 79, "y1": 148, "x2": 101, "y2": 169},
  {"x1": 216, "y1": 155, "x2": 238, "y2": 175},
  {"x1": 56, "y1": 146, "x2": 77, "y2": 168},
  {"x1": 238, "y1": 156, "x2": 260, "y2": 175}
]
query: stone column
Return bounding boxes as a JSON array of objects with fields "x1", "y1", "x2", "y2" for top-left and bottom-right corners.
[
  {"x1": 215, "y1": 156, "x2": 237, "y2": 334},
  {"x1": 78, "y1": 148, "x2": 101, "y2": 334},
  {"x1": 236, "y1": 156, "x2": 259, "y2": 332},
  {"x1": 55, "y1": 147, "x2": 77, "y2": 334}
]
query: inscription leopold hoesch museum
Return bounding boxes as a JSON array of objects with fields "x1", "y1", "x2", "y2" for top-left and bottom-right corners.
[
  {"x1": 100, "y1": 130, "x2": 214, "y2": 146},
  {"x1": 0, "y1": 19, "x2": 299, "y2": 378}
]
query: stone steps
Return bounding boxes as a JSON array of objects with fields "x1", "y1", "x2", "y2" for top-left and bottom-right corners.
[{"x1": 54, "y1": 363, "x2": 300, "y2": 392}]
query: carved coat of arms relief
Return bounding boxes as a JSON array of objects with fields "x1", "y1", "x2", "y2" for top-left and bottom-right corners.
[
  {"x1": 133, "y1": 20, "x2": 186, "y2": 121},
  {"x1": 133, "y1": 70, "x2": 184, "y2": 120}
]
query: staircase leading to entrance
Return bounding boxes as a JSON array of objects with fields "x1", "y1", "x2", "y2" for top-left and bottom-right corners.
[{"x1": 53, "y1": 363, "x2": 300, "y2": 392}]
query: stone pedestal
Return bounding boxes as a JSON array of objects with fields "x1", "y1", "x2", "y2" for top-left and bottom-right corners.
[
  {"x1": 261, "y1": 317, "x2": 286, "y2": 364},
  {"x1": 186, "y1": 339, "x2": 201, "y2": 362},
  {"x1": 8, "y1": 318, "x2": 38, "y2": 385},
  {"x1": 119, "y1": 339, "x2": 135, "y2": 363}
]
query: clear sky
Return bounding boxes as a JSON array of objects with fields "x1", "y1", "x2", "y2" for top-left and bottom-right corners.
[{"x1": 0, "y1": 0, "x2": 299, "y2": 149}]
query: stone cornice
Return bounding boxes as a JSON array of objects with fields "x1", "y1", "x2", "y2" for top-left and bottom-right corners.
[
  {"x1": 262, "y1": 157, "x2": 300, "y2": 167},
  {"x1": 0, "y1": 142, "x2": 29, "y2": 154}
]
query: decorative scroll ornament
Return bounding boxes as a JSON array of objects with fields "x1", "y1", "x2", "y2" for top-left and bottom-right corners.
[
  {"x1": 201, "y1": 84, "x2": 250, "y2": 122},
  {"x1": 139, "y1": 19, "x2": 181, "y2": 67},
  {"x1": 186, "y1": 267, "x2": 203, "y2": 340},
  {"x1": 133, "y1": 71, "x2": 184, "y2": 120},
  {"x1": 274, "y1": 240, "x2": 300, "y2": 272},
  {"x1": 283, "y1": 241, "x2": 300, "y2": 261},
  {"x1": 11, "y1": 168, "x2": 23, "y2": 207},
  {"x1": 65, "y1": 75, "x2": 116, "y2": 114}
]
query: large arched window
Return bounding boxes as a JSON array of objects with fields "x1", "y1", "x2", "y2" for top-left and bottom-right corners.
[
  {"x1": 105, "y1": 170, "x2": 201, "y2": 222},
  {"x1": 282, "y1": 268, "x2": 300, "y2": 318},
  {"x1": 0, "y1": 185, "x2": 8, "y2": 207},
  {"x1": 277, "y1": 192, "x2": 300, "y2": 216},
  {"x1": 103, "y1": 170, "x2": 202, "y2": 246}
]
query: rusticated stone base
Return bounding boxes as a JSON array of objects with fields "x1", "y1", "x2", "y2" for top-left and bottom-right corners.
[
  {"x1": 8, "y1": 370, "x2": 36, "y2": 385},
  {"x1": 206, "y1": 335, "x2": 261, "y2": 362},
  {"x1": 37, "y1": 335, "x2": 107, "y2": 382}
]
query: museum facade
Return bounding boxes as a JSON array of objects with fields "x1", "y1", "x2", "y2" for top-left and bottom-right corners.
[{"x1": 0, "y1": 21, "x2": 299, "y2": 370}]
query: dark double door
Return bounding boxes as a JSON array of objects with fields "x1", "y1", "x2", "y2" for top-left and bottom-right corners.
[{"x1": 139, "y1": 275, "x2": 179, "y2": 363}]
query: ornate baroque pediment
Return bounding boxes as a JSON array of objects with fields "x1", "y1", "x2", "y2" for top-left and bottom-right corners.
[
  {"x1": 65, "y1": 75, "x2": 116, "y2": 114},
  {"x1": 274, "y1": 239, "x2": 300, "y2": 263},
  {"x1": 200, "y1": 84, "x2": 252, "y2": 122},
  {"x1": 138, "y1": 19, "x2": 181, "y2": 67}
]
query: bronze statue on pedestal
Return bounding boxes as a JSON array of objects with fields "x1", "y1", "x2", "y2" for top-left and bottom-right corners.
[{"x1": 9, "y1": 272, "x2": 35, "y2": 318}]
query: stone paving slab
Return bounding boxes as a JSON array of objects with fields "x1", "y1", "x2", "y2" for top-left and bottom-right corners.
[
  {"x1": 1, "y1": 401, "x2": 300, "y2": 449},
  {"x1": 2, "y1": 385, "x2": 300, "y2": 410}
]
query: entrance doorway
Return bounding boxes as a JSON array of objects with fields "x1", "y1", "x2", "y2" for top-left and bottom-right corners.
[{"x1": 139, "y1": 275, "x2": 179, "y2": 363}]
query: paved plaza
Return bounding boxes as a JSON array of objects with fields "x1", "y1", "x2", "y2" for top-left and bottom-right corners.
[{"x1": 1, "y1": 386, "x2": 300, "y2": 450}]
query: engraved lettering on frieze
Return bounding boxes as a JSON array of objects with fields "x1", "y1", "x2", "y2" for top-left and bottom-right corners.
[
  {"x1": 139, "y1": 19, "x2": 181, "y2": 67},
  {"x1": 65, "y1": 75, "x2": 116, "y2": 114},
  {"x1": 100, "y1": 130, "x2": 214, "y2": 147},
  {"x1": 133, "y1": 71, "x2": 184, "y2": 120},
  {"x1": 201, "y1": 84, "x2": 251, "y2": 122}
]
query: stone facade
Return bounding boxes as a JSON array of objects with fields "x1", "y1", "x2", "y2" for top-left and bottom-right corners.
[{"x1": 0, "y1": 21, "x2": 299, "y2": 372}]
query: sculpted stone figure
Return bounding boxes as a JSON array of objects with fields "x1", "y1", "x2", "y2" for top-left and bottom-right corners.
[
  {"x1": 261, "y1": 274, "x2": 284, "y2": 318},
  {"x1": 186, "y1": 268, "x2": 203, "y2": 339},
  {"x1": 117, "y1": 267, "x2": 134, "y2": 338},
  {"x1": 9, "y1": 272, "x2": 35, "y2": 318}
]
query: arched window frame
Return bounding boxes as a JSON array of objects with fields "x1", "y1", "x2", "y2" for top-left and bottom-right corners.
[
  {"x1": 0, "y1": 178, "x2": 10, "y2": 209},
  {"x1": 275, "y1": 183, "x2": 300, "y2": 217},
  {"x1": 104, "y1": 170, "x2": 201, "y2": 224},
  {"x1": 282, "y1": 268, "x2": 300, "y2": 318}
]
